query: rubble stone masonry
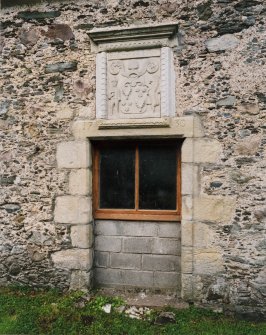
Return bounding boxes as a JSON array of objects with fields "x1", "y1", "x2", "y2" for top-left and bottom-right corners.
[{"x1": 0, "y1": 0, "x2": 265, "y2": 320}]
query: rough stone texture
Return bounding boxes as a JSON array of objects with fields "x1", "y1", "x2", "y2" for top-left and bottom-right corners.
[
  {"x1": 94, "y1": 220, "x2": 181, "y2": 290},
  {"x1": 1, "y1": 0, "x2": 265, "y2": 318}
]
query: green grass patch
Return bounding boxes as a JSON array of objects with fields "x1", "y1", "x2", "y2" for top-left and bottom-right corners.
[{"x1": 0, "y1": 287, "x2": 265, "y2": 335}]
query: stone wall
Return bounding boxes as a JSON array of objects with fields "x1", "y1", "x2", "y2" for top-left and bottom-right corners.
[{"x1": 1, "y1": 0, "x2": 265, "y2": 319}]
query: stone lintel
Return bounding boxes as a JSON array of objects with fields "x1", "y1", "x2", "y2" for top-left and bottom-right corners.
[{"x1": 72, "y1": 116, "x2": 196, "y2": 140}]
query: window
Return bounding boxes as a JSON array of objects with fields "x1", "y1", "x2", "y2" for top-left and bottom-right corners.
[{"x1": 92, "y1": 140, "x2": 181, "y2": 221}]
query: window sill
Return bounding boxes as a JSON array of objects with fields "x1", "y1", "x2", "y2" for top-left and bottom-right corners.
[{"x1": 94, "y1": 210, "x2": 181, "y2": 222}]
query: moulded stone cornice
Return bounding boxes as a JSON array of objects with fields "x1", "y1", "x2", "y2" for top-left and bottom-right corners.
[{"x1": 88, "y1": 22, "x2": 178, "y2": 52}]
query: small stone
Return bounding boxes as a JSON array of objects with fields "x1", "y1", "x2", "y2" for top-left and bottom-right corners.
[
  {"x1": 234, "y1": 135, "x2": 261, "y2": 155},
  {"x1": 254, "y1": 208, "x2": 266, "y2": 221},
  {"x1": 115, "y1": 305, "x2": 126, "y2": 313},
  {"x1": 18, "y1": 11, "x2": 61, "y2": 21},
  {"x1": 0, "y1": 100, "x2": 10, "y2": 116},
  {"x1": 0, "y1": 175, "x2": 16, "y2": 185},
  {"x1": 210, "y1": 181, "x2": 223, "y2": 188},
  {"x1": 161, "y1": 2, "x2": 177, "y2": 14},
  {"x1": 102, "y1": 304, "x2": 112, "y2": 313},
  {"x1": 19, "y1": 27, "x2": 40, "y2": 45},
  {"x1": 197, "y1": 0, "x2": 213, "y2": 20},
  {"x1": 230, "y1": 171, "x2": 253, "y2": 184},
  {"x1": 216, "y1": 96, "x2": 236, "y2": 107},
  {"x1": 239, "y1": 129, "x2": 251, "y2": 138},
  {"x1": 1, "y1": 203, "x2": 21, "y2": 213},
  {"x1": 256, "y1": 239, "x2": 266, "y2": 250},
  {"x1": 42, "y1": 24, "x2": 74, "y2": 41},
  {"x1": 9, "y1": 264, "x2": 21, "y2": 276},
  {"x1": 206, "y1": 34, "x2": 239, "y2": 52},
  {"x1": 234, "y1": 0, "x2": 261, "y2": 12},
  {"x1": 154, "y1": 311, "x2": 176, "y2": 325},
  {"x1": 238, "y1": 102, "x2": 259, "y2": 115},
  {"x1": 54, "y1": 84, "x2": 64, "y2": 102},
  {"x1": 45, "y1": 61, "x2": 78, "y2": 74},
  {"x1": 31, "y1": 251, "x2": 46, "y2": 262}
]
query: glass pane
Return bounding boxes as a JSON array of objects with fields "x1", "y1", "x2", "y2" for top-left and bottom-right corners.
[
  {"x1": 139, "y1": 144, "x2": 177, "y2": 210},
  {"x1": 99, "y1": 146, "x2": 135, "y2": 209}
]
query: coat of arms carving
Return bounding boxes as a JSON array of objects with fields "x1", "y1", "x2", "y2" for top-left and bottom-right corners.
[{"x1": 107, "y1": 56, "x2": 161, "y2": 119}]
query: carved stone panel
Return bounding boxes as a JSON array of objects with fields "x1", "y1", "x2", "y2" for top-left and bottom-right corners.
[
  {"x1": 107, "y1": 50, "x2": 161, "y2": 119},
  {"x1": 92, "y1": 23, "x2": 178, "y2": 120}
]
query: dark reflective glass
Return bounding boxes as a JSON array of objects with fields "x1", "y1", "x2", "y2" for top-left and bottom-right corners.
[
  {"x1": 139, "y1": 144, "x2": 177, "y2": 210},
  {"x1": 99, "y1": 147, "x2": 135, "y2": 209}
]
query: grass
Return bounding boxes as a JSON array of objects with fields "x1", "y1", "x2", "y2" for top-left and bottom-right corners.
[{"x1": 0, "y1": 287, "x2": 265, "y2": 335}]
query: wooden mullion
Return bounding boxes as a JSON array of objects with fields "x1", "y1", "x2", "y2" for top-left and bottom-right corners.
[
  {"x1": 92, "y1": 146, "x2": 100, "y2": 216},
  {"x1": 135, "y1": 144, "x2": 139, "y2": 210}
]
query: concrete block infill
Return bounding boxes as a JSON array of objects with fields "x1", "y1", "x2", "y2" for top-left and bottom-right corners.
[
  {"x1": 95, "y1": 220, "x2": 158, "y2": 237},
  {"x1": 142, "y1": 254, "x2": 180, "y2": 272},
  {"x1": 110, "y1": 253, "x2": 141, "y2": 270},
  {"x1": 95, "y1": 236, "x2": 122, "y2": 252}
]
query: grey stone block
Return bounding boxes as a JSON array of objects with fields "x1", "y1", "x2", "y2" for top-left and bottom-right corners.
[
  {"x1": 142, "y1": 255, "x2": 181, "y2": 272},
  {"x1": 94, "y1": 251, "x2": 109, "y2": 268},
  {"x1": 157, "y1": 222, "x2": 181, "y2": 238},
  {"x1": 95, "y1": 236, "x2": 121, "y2": 252},
  {"x1": 153, "y1": 238, "x2": 180, "y2": 255},
  {"x1": 123, "y1": 237, "x2": 153, "y2": 253},
  {"x1": 154, "y1": 271, "x2": 181, "y2": 289},
  {"x1": 95, "y1": 220, "x2": 158, "y2": 237},
  {"x1": 123, "y1": 270, "x2": 153, "y2": 287},
  {"x1": 110, "y1": 253, "x2": 141, "y2": 270},
  {"x1": 95, "y1": 268, "x2": 123, "y2": 286}
]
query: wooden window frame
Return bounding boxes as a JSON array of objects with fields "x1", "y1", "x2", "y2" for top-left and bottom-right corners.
[{"x1": 92, "y1": 140, "x2": 181, "y2": 222}]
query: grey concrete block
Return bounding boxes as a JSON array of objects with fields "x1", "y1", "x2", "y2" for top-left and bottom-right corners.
[
  {"x1": 123, "y1": 270, "x2": 153, "y2": 287},
  {"x1": 153, "y1": 238, "x2": 180, "y2": 255},
  {"x1": 154, "y1": 271, "x2": 181, "y2": 289},
  {"x1": 123, "y1": 237, "x2": 153, "y2": 253},
  {"x1": 95, "y1": 236, "x2": 121, "y2": 252},
  {"x1": 142, "y1": 255, "x2": 181, "y2": 272},
  {"x1": 110, "y1": 253, "x2": 141, "y2": 270},
  {"x1": 95, "y1": 220, "x2": 158, "y2": 237},
  {"x1": 94, "y1": 251, "x2": 109, "y2": 268},
  {"x1": 95, "y1": 268, "x2": 123, "y2": 286},
  {"x1": 157, "y1": 222, "x2": 181, "y2": 238}
]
